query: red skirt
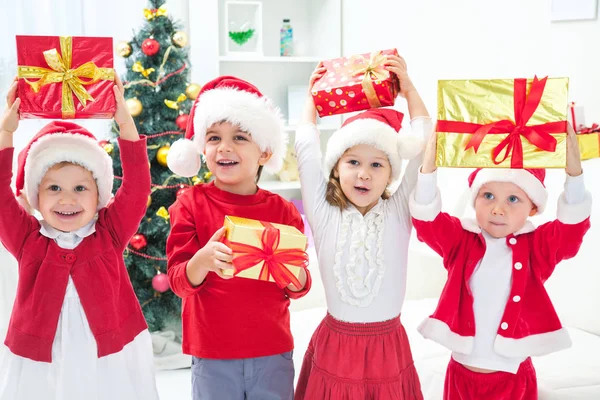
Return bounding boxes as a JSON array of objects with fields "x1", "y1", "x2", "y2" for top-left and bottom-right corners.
[
  {"x1": 295, "y1": 313, "x2": 423, "y2": 400},
  {"x1": 444, "y1": 357, "x2": 538, "y2": 400}
]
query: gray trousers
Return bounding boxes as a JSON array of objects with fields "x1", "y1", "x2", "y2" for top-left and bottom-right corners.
[{"x1": 191, "y1": 351, "x2": 294, "y2": 400}]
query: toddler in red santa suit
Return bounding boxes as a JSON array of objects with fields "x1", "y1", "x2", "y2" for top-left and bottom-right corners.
[
  {"x1": 409, "y1": 123, "x2": 591, "y2": 400},
  {"x1": 165, "y1": 76, "x2": 311, "y2": 400},
  {"x1": 0, "y1": 77, "x2": 158, "y2": 400},
  {"x1": 294, "y1": 57, "x2": 431, "y2": 399}
]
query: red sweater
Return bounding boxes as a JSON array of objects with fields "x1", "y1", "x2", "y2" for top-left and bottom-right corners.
[
  {"x1": 166, "y1": 182, "x2": 311, "y2": 359},
  {"x1": 0, "y1": 138, "x2": 150, "y2": 362}
]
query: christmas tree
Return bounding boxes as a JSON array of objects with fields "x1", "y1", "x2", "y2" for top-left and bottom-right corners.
[{"x1": 104, "y1": 0, "x2": 210, "y2": 333}]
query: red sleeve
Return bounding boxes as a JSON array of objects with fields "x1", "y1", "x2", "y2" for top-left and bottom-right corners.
[
  {"x1": 531, "y1": 218, "x2": 591, "y2": 282},
  {"x1": 0, "y1": 148, "x2": 38, "y2": 259},
  {"x1": 166, "y1": 198, "x2": 205, "y2": 298},
  {"x1": 102, "y1": 137, "x2": 151, "y2": 251},
  {"x1": 412, "y1": 212, "x2": 467, "y2": 271},
  {"x1": 283, "y1": 202, "x2": 311, "y2": 299}
]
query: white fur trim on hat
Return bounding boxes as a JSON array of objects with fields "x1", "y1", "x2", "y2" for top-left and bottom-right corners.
[
  {"x1": 324, "y1": 119, "x2": 406, "y2": 180},
  {"x1": 24, "y1": 133, "x2": 114, "y2": 211},
  {"x1": 191, "y1": 87, "x2": 286, "y2": 174},
  {"x1": 470, "y1": 169, "x2": 548, "y2": 214},
  {"x1": 167, "y1": 138, "x2": 202, "y2": 178}
]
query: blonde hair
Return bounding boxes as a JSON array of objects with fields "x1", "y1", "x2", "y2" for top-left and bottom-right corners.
[{"x1": 325, "y1": 163, "x2": 391, "y2": 212}]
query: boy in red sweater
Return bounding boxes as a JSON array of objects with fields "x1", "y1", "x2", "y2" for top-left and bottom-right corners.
[
  {"x1": 409, "y1": 124, "x2": 591, "y2": 399},
  {"x1": 165, "y1": 76, "x2": 311, "y2": 400},
  {"x1": 0, "y1": 78, "x2": 158, "y2": 399}
]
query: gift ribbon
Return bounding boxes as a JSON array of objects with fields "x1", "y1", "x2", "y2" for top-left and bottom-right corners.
[
  {"x1": 436, "y1": 76, "x2": 566, "y2": 168},
  {"x1": 578, "y1": 123, "x2": 600, "y2": 134},
  {"x1": 164, "y1": 93, "x2": 187, "y2": 110},
  {"x1": 345, "y1": 51, "x2": 390, "y2": 108},
  {"x1": 224, "y1": 222, "x2": 308, "y2": 289},
  {"x1": 132, "y1": 61, "x2": 155, "y2": 78},
  {"x1": 144, "y1": 6, "x2": 167, "y2": 20},
  {"x1": 17, "y1": 36, "x2": 114, "y2": 118}
]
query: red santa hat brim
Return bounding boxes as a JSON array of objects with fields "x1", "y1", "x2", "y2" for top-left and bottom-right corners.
[{"x1": 469, "y1": 168, "x2": 548, "y2": 214}]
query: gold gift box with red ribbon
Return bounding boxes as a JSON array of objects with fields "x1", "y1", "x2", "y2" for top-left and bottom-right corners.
[
  {"x1": 435, "y1": 77, "x2": 569, "y2": 168},
  {"x1": 222, "y1": 216, "x2": 308, "y2": 289},
  {"x1": 311, "y1": 49, "x2": 400, "y2": 117},
  {"x1": 577, "y1": 126, "x2": 600, "y2": 160},
  {"x1": 16, "y1": 35, "x2": 115, "y2": 119}
]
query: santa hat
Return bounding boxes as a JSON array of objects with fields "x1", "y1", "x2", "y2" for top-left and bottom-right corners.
[
  {"x1": 468, "y1": 168, "x2": 548, "y2": 214},
  {"x1": 323, "y1": 108, "x2": 424, "y2": 180},
  {"x1": 167, "y1": 76, "x2": 286, "y2": 177},
  {"x1": 16, "y1": 121, "x2": 114, "y2": 212}
]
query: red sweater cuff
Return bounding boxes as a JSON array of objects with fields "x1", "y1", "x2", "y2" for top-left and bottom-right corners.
[{"x1": 285, "y1": 268, "x2": 312, "y2": 299}]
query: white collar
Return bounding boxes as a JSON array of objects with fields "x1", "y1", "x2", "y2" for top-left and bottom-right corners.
[
  {"x1": 39, "y1": 218, "x2": 97, "y2": 240},
  {"x1": 459, "y1": 218, "x2": 536, "y2": 236},
  {"x1": 343, "y1": 198, "x2": 383, "y2": 218}
]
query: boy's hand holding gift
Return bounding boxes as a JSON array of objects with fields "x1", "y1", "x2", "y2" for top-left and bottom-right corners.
[{"x1": 1, "y1": 79, "x2": 20, "y2": 138}]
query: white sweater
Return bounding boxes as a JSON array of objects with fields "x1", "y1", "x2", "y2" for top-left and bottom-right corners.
[{"x1": 295, "y1": 118, "x2": 433, "y2": 323}]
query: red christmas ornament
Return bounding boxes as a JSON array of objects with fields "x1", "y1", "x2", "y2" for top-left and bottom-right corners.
[
  {"x1": 130, "y1": 233, "x2": 147, "y2": 250},
  {"x1": 176, "y1": 185, "x2": 190, "y2": 198},
  {"x1": 99, "y1": 140, "x2": 110, "y2": 147},
  {"x1": 176, "y1": 114, "x2": 189, "y2": 130},
  {"x1": 142, "y1": 38, "x2": 160, "y2": 56},
  {"x1": 152, "y1": 271, "x2": 170, "y2": 293}
]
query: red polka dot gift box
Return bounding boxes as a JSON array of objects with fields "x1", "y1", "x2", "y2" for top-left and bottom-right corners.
[{"x1": 311, "y1": 48, "x2": 400, "y2": 118}]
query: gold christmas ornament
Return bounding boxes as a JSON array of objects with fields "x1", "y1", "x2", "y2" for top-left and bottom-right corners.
[
  {"x1": 103, "y1": 143, "x2": 114, "y2": 155},
  {"x1": 185, "y1": 83, "x2": 201, "y2": 100},
  {"x1": 164, "y1": 94, "x2": 187, "y2": 110},
  {"x1": 147, "y1": 195, "x2": 152, "y2": 207},
  {"x1": 156, "y1": 206, "x2": 170, "y2": 221},
  {"x1": 172, "y1": 31, "x2": 189, "y2": 48},
  {"x1": 126, "y1": 98, "x2": 143, "y2": 117},
  {"x1": 116, "y1": 41, "x2": 132, "y2": 58},
  {"x1": 156, "y1": 145, "x2": 170, "y2": 166},
  {"x1": 132, "y1": 61, "x2": 155, "y2": 78}
]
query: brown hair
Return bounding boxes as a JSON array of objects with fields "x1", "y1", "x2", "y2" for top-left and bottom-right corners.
[{"x1": 325, "y1": 164, "x2": 391, "y2": 212}]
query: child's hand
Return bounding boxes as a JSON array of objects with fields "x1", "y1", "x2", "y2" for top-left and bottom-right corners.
[
  {"x1": 189, "y1": 227, "x2": 235, "y2": 281},
  {"x1": 385, "y1": 54, "x2": 416, "y2": 98},
  {"x1": 1, "y1": 79, "x2": 21, "y2": 134},
  {"x1": 302, "y1": 63, "x2": 327, "y2": 125},
  {"x1": 421, "y1": 130, "x2": 437, "y2": 174},
  {"x1": 113, "y1": 75, "x2": 134, "y2": 128},
  {"x1": 566, "y1": 122, "x2": 583, "y2": 177}
]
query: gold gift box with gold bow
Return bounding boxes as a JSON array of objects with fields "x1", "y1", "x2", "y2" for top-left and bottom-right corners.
[
  {"x1": 16, "y1": 35, "x2": 115, "y2": 119},
  {"x1": 312, "y1": 49, "x2": 400, "y2": 118}
]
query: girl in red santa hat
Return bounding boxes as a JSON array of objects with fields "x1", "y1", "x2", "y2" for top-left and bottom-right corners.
[
  {"x1": 165, "y1": 76, "x2": 311, "y2": 400},
  {"x1": 0, "y1": 77, "x2": 158, "y2": 400},
  {"x1": 409, "y1": 123, "x2": 591, "y2": 399},
  {"x1": 294, "y1": 55, "x2": 431, "y2": 399}
]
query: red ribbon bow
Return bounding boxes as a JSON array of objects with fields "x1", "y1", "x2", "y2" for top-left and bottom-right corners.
[
  {"x1": 578, "y1": 123, "x2": 600, "y2": 134},
  {"x1": 436, "y1": 76, "x2": 566, "y2": 168},
  {"x1": 224, "y1": 222, "x2": 308, "y2": 289}
]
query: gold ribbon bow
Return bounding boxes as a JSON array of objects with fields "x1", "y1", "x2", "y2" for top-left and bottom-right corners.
[
  {"x1": 132, "y1": 61, "x2": 155, "y2": 78},
  {"x1": 17, "y1": 36, "x2": 114, "y2": 118},
  {"x1": 164, "y1": 94, "x2": 187, "y2": 110},
  {"x1": 346, "y1": 51, "x2": 390, "y2": 108},
  {"x1": 144, "y1": 6, "x2": 167, "y2": 20}
]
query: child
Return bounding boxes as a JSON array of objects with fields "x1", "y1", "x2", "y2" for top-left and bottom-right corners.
[
  {"x1": 0, "y1": 77, "x2": 158, "y2": 400},
  {"x1": 165, "y1": 76, "x2": 312, "y2": 400},
  {"x1": 294, "y1": 56, "x2": 432, "y2": 399},
  {"x1": 409, "y1": 124, "x2": 591, "y2": 399}
]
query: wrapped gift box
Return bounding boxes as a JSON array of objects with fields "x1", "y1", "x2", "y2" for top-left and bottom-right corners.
[
  {"x1": 222, "y1": 216, "x2": 308, "y2": 289},
  {"x1": 435, "y1": 76, "x2": 569, "y2": 168},
  {"x1": 312, "y1": 49, "x2": 400, "y2": 117},
  {"x1": 16, "y1": 35, "x2": 115, "y2": 119}
]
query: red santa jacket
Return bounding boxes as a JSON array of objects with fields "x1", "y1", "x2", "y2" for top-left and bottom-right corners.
[
  {"x1": 409, "y1": 188, "x2": 591, "y2": 358},
  {"x1": 0, "y1": 139, "x2": 150, "y2": 362}
]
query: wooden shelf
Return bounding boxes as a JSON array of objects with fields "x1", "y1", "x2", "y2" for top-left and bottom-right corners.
[{"x1": 219, "y1": 55, "x2": 323, "y2": 63}]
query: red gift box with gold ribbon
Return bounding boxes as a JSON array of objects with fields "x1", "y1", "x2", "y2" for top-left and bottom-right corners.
[
  {"x1": 311, "y1": 49, "x2": 400, "y2": 117},
  {"x1": 16, "y1": 35, "x2": 116, "y2": 119},
  {"x1": 436, "y1": 76, "x2": 569, "y2": 168},
  {"x1": 222, "y1": 216, "x2": 308, "y2": 289}
]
